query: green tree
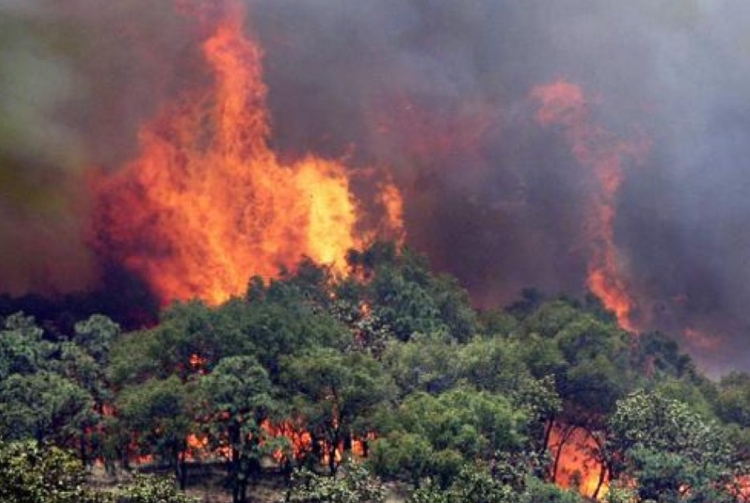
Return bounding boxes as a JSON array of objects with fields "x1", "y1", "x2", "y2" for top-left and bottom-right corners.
[
  {"x1": 0, "y1": 371, "x2": 93, "y2": 445},
  {"x1": 456, "y1": 337, "x2": 561, "y2": 452},
  {"x1": 282, "y1": 348, "x2": 395, "y2": 475},
  {"x1": 717, "y1": 371, "x2": 750, "y2": 428},
  {"x1": 607, "y1": 390, "x2": 735, "y2": 503},
  {"x1": 116, "y1": 376, "x2": 194, "y2": 489},
  {"x1": 349, "y1": 244, "x2": 477, "y2": 343},
  {"x1": 198, "y1": 355, "x2": 279, "y2": 503},
  {"x1": 73, "y1": 314, "x2": 120, "y2": 368},
  {"x1": 382, "y1": 334, "x2": 461, "y2": 396},
  {"x1": 372, "y1": 388, "x2": 527, "y2": 488},
  {"x1": 0, "y1": 313, "x2": 54, "y2": 380},
  {"x1": 369, "y1": 431, "x2": 434, "y2": 487}
]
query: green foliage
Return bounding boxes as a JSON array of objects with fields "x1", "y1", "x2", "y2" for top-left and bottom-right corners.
[
  {"x1": 607, "y1": 390, "x2": 736, "y2": 503},
  {"x1": 199, "y1": 355, "x2": 276, "y2": 420},
  {"x1": 0, "y1": 440, "x2": 95, "y2": 503},
  {"x1": 0, "y1": 371, "x2": 93, "y2": 443},
  {"x1": 456, "y1": 337, "x2": 561, "y2": 422},
  {"x1": 633, "y1": 331, "x2": 695, "y2": 379},
  {"x1": 522, "y1": 478, "x2": 584, "y2": 503},
  {"x1": 369, "y1": 431, "x2": 433, "y2": 486},
  {"x1": 281, "y1": 462, "x2": 386, "y2": 503},
  {"x1": 349, "y1": 246, "x2": 477, "y2": 342},
  {"x1": 3, "y1": 243, "x2": 750, "y2": 503},
  {"x1": 198, "y1": 355, "x2": 279, "y2": 502},
  {"x1": 408, "y1": 464, "x2": 583, "y2": 503},
  {"x1": 282, "y1": 347, "x2": 395, "y2": 473},
  {"x1": 382, "y1": 334, "x2": 461, "y2": 396},
  {"x1": 717, "y1": 371, "x2": 750, "y2": 427},
  {"x1": 0, "y1": 313, "x2": 97, "y2": 447},
  {"x1": 111, "y1": 473, "x2": 198, "y2": 503},
  {"x1": 0, "y1": 313, "x2": 53, "y2": 380},
  {"x1": 371, "y1": 387, "x2": 527, "y2": 487},
  {"x1": 115, "y1": 375, "x2": 194, "y2": 480},
  {"x1": 522, "y1": 299, "x2": 579, "y2": 338},
  {"x1": 74, "y1": 314, "x2": 120, "y2": 366},
  {"x1": 478, "y1": 308, "x2": 520, "y2": 338},
  {"x1": 604, "y1": 482, "x2": 638, "y2": 503}
]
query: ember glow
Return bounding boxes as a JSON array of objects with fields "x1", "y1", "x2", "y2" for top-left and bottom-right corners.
[
  {"x1": 548, "y1": 424, "x2": 608, "y2": 499},
  {"x1": 91, "y1": 1, "x2": 403, "y2": 306},
  {"x1": 531, "y1": 81, "x2": 650, "y2": 332}
]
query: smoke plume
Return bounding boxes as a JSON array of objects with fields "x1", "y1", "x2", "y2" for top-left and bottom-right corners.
[{"x1": 2, "y1": 0, "x2": 750, "y2": 372}]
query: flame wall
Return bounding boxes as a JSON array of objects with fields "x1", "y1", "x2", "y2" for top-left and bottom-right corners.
[
  {"x1": 91, "y1": 2, "x2": 402, "y2": 306},
  {"x1": 3, "y1": 0, "x2": 750, "y2": 371}
]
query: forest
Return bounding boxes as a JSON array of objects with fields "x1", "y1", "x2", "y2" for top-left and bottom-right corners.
[{"x1": 1, "y1": 242, "x2": 749, "y2": 503}]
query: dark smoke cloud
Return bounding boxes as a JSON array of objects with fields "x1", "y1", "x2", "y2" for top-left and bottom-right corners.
[
  {"x1": 2, "y1": 0, "x2": 750, "y2": 372},
  {"x1": 247, "y1": 0, "x2": 750, "y2": 373},
  {"x1": 0, "y1": 0, "x2": 205, "y2": 296}
]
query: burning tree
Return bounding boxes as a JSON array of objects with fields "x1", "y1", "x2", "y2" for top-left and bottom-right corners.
[
  {"x1": 197, "y1": 355, "x2": 281, "y2": 503},
  {"x1": 281, "y1": 348, "x2": 396, "y2": 476}
]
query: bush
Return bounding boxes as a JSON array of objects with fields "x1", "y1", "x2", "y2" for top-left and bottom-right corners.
[
  {"x1": 111, "y1": 473, "x2": 198, "y2": 503},
  {"x1": 281, "y1": 462, "x2": 386, "y2": 503},
  {"x1": 407, "y1": 464, "x2": 584, "y2": 503},
  {"x1": 0, "y1": 440, "x2": 96, "y2": 503}
]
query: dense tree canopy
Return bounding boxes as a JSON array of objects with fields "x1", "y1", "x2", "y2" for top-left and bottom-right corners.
[{"x1": 0, "y1": 243, "x2": 747, "y2": 502}]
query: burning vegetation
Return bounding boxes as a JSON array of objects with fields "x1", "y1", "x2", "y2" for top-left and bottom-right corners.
[
  {"x1": 91, "y1": 1, "x2": 402, "y2": 307},
  {"x1": 531, "y1": 81, "x2": 650, "y2": 333},
  {"x1": 3, "y1": 1, "x2": 750, "y2": 503},
  {"x1": 2, "y1": 245, "x2": 750, "y2": 503}
]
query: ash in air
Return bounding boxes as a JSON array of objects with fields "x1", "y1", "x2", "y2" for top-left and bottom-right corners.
[{"x1": 1, "y1": 0, "x2": 749, "y2": 372}]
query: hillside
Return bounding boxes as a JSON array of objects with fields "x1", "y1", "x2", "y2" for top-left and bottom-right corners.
[{"x1": 1, "y1": 243, "x2": 748, "y2": 503}]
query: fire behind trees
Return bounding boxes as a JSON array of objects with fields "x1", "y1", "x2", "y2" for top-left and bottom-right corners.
[
  {"x1": 7, "y1": 0, "x2": 750, "y2": 373},
  {"x1": 1, "y1": 243, "x2": 749, "y2": 503}
]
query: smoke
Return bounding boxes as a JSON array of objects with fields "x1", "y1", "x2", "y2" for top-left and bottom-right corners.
[
  {"x1": 2, "y1": 0, "x2": 750, "y2": 371},
  {"x1": 0, "y1": 0, "x2": 209, "y2": 298}
]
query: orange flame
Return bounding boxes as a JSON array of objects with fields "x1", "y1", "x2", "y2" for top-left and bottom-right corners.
[
  {"x1": 92, "y1": 0, "x2": 403, "y2": 306},
  {"x1": 188, "y1": 353, "x2": 208, "y2": 372},
  {"x1": 549, "y1": 424, "x2": 608, "y2": 499},
  {"x1": 531, "y1": 81, "x2": 649, "y2": 331}
]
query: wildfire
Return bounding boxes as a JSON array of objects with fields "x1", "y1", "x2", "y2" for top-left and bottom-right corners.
[
  {"x1": 548, "y1": 424, "x2": 608, "y2": 499},
  {"x1": 531, "y1": 81, "x2": 649, "y2": 332},
  {"x1": 91, "y1": 0, "x2": 403, "y2": 306}
]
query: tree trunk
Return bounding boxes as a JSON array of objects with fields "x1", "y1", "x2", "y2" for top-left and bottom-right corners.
[
  {"x1": 328, "y1": 442, "x2": 337, "y2": 476},
  {"x1": 179, "y1": 448, "x2": 188, "y2": 491},
  {"x1": 121, "y1": 443, "x2": 130, "y2": 471},
  {"x1": 80, "y1": 426, "x2": 87, "y2": 466},
  {"x1": 591, "y1": 434, "x2": 608, "y2": 501},
  {"x1": 551, "y1": 424, "x2": 576, "y2": 483},
  {"x1": 328, "y1": 424, "x2": 341, "y2": 475},
  {"x1": 542, "y1": 415, "x2": 555, "y2": 454},
  {"x1": 230, "y1": 422, "x2": 241, "y2": 503},
  {"x1": 592, "y1": 461, "x2": 607, "y2": 501},
  {"x1": 238, "y1": 477, "x2": 248, "y2": 503}
]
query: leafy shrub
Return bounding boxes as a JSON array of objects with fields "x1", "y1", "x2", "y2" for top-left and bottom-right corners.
[
  {"x1": 111, "y1": 473, "x2": 198, "y2": 503},
  {"x1": 0, "y1": 440, "x2": 95, "y2": 503},
  {"x1": 281, "y1": 462, "x2": 385, "y2": 503}
]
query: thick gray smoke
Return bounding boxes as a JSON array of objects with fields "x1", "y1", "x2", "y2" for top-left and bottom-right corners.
[
  {"x1": 0, "y1": 0, "x2": 204, "y2": 295},
  {"x1": 2, "y1": 0, "x2": 749, "y2": 372}
]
